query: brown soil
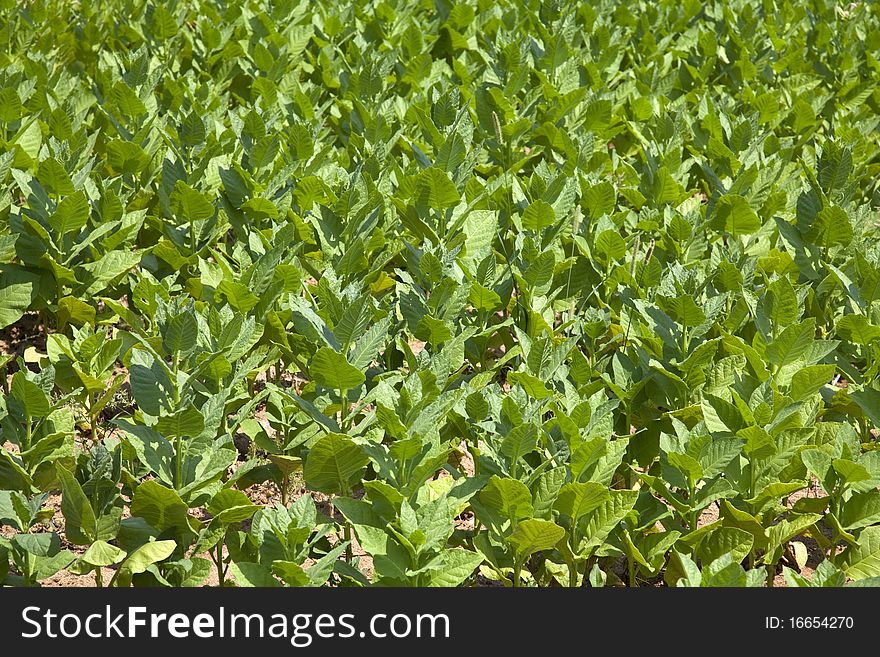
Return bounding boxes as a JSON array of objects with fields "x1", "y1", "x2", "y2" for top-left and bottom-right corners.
[
  {"x1": 0, "y1": 312, "x2": 47, "y2": 368},
  {"x1": 41, "y1": 567, "x2": 117, "y2": 587},
  {"x1": 450, "y1": 440, "x2": 476, "y2": 477},
  {"x1": 697, "y1": 502, "x2": 719, "y2": 528}
]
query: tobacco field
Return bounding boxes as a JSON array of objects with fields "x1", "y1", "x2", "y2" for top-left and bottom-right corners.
[{"x1": 1, "y1": 0, "x2": 880, "y2": 588}]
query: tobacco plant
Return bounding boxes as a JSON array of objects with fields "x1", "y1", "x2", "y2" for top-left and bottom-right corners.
[{"x1": 1, "y1": 0, "x2": 880, "y2": 587}]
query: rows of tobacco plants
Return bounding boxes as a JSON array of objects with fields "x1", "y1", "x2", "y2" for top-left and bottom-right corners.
[{"x1": 1, "y1": 0, "x2": 880, "y2": 587}]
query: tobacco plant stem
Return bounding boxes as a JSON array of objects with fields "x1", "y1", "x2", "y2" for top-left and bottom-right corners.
[
  {"x1": 339, "y1": 388, "x2": 348, "y2": 430},
  {"x1": 174, "y1": 435, "x2": 183, "y2": 490},
  {"x1": 217, "y1": 543, "x2": 225, "y2": 586},
  {"x1": 173, "y1": 353, "x2": 183, "y2": 490},
  {"x1": 89, "y1": 393, "x2": 102, "y2": 445},
  {"x1": 25, "y1": 553, "x2": 35, "y2": 586},
  {"x1": 582, "y1": 557, "x2": 594, "y2": 587},
  {"x1": 569, "y1": 210, "x2": 582, "y2": 325}
]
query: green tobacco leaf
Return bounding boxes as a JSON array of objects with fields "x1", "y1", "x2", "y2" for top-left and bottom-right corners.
[
  {"x1": 415, "y1": 167, "x2": 460, "y2": 209},
  {"x1": 701, "y1": 394, "x2": 743, "y2": 434},
  {"x1": 427, "y1": 549, "x2": 484, "y2": 587},
  {"x1": 130, "y1": 480, "x2": 193, "y2": 545},
  {"x1": 56, "y1": 465, "x2": 97, "y2": 545},
  {"x1": 304, "y1": 433, "x2": 368, "y2": 495},
  {"x1": 666, "y1": 550, "x2": 702, "y2": 587},
  {"x1": 469, "y1": 283, "x2": 501, "y2": 312},
  {"x1": 164, "y1": 312, "x2": 199, "y2": 355},
  {"x1": 57, "y1": 296, "x2": 96, "y2": 328},
  {"x1": 13, "y1": 532, "x2": 62, "y2": 557},
  {"x1": 841, "y1": 526, "x2": 880, "y2": 581},
  {"x1": 521, "y1": 200, "x2": 556, "y2": 232},
  {"x1": 711, "y1": 194, "x2": 760, "y2": 236},
  {"x1": 49, "y1": 192, "x2": 89, "y2": 235},
  {"x1": 0, "y1": 269, "x2": 38, "y2": 329},
  {"x1": 171, "y1": 181, "x2": 215, "y2": 222},
  {"x1": 415, "y1": 315, "x2": 452, "y2": 345},
  {"x1": 227, "y1": 562, "x2": 280, "y2": 587},
  {"x1": 554, "y1": 482, "x2": 611, "y2": 521},
  {"x1": 698, "y1": 526, "x2": 753, "y2": 567},
  {"x1": 805, "y1": 206, "x2": 852, "y2": 248},
  {"x1": 310, "y1": 347, "x2": 365, "y2": 390},
  {"x1": 114, "y1": 540, "x2": 177, "y2": 586},
  {"x1": 267, "y1": 454, "x2": 303, "y2": 476},
  {"x1": 499, "y1": 423, "x2": 539, "y2": 474},
  {"x1": 720, "y1": 501, "x2": 768, "y2": 550},
  {"x1": 840, "y1": 491, "x2": 880, "y2": 531},
  {"x1": 507, "y1": 371, "x2": 552, "y2": 399},
  {"x1": 217, "y1": 280, "x2": 260, "y2": 313},
  {"x1": 129, "y1": 348, "x2": 173, "y2": 417},
  {"x1": 762, "y1": 277, "x2": 798, "y2": 329},
  {"x1": 11, "y1": 372, "x2": 50, "y2": 418},
  {"x1": 833, "y1": 459, "x2": 872, "y2": 487},
  {"x1": 207, "y1": 489, "x2": 260, "y2": 525},
  {"x1": 78, "y1": 251, "x2": 142, "y2": 296},
  {"x1": 80, "y1": 540, "x2": 126, "y2": 568},
  {"x1": 851, "y1": 389, "x2": 880, "y2": 428},
  {"x1": 38, "y1": 158, "x2": 74, "y2": 196},
  {"x1": 16, "y1": 120, "x2": 42, "y2": 159},
  {"x1": 790, "y1": 364, "x2": 835, "y2": 400},
  {"x1": 272, "y1": 560, "x2": 311, "y2": 586},
  {"x1": 333, "y1": 296, "x2": 373, "y2": 350},
  {"x1": 477, "y1": 476, "x2": 534, "y2": 525},
  {"x1": 765, "y1": 320, "x2": 814, "y2": 368},
  {"x1": 179, "y1": 557, "x2": 213, "y2": 587},
  {"x1": 0, "y1": 87, "x2": 22, "y2": 122},
  {"x1": 837, "y1": 315, "x2": 880, "y2": 345},
  {"x1": 155, "y1": 404, "x2": 205, "y2": 438},
  {"x1": 659, "y1": 294, "x2": 706, "y2": 327},
  {"x1": 579, "y1": 490, "x2": 639, "y2": 553},
  {"x1": 594, "y1": 230, "x2": 626, "y2": 263},
  {"x1": 668, "y1": 452, "x2": 704, "y2": 486},
  {"x1": 507, "y1": 519, "x2": 565, "y2": 559}
]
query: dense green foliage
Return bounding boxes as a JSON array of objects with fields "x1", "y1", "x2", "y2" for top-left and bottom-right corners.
[{"x1": 1, "y1": 0, "x2": 880, "y2": 587}]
